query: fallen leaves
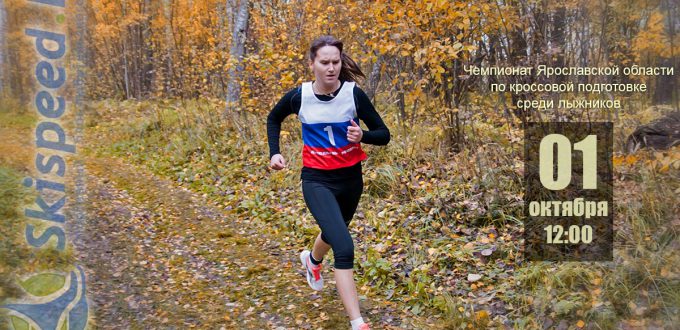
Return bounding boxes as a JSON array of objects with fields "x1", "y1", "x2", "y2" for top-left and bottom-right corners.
[
  {"x1": 76, "y1": 154, "x2": 430, "y2": 328},
  {"x1": 467, "y1": 274, "x2": 482, "y2": 282}
]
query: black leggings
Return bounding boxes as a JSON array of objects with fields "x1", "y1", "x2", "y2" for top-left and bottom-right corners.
[{"x1": 302, "y1": 177, "x2": 363, "y2": 270}]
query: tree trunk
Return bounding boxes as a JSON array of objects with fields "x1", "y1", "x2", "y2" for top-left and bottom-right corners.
[
  {"x1": 550, "y1": 6, "x2": 567, "y2": 119},
  {"x1": 121, "y1": 0, "x2": 131, "y2": 98},
  {"x1": 664, "y1": 0, "x2": 678, "y2": 110},
  {"x1": 223, "y1": 0, "x2": 249, "y2": 115},
  {"x1": 163, "y1": 0, "x2": 174, "y2": 95},
  {"x1": 509, "y1": 1, "x2": 529, "y2": 123},
  {"x1": 578, "y1": 7, "x2": 590, "y2": 85},
  {"x1": 365, "y1": 53, "x2": 382, "y2": 102},
  {"x1": 215, "y1": 0, "x2": 227, "y2": 95},
  {"x1": 142, "y1": 0, "x2": 154, "y2": 97},
  {"x1": 551, "y1": 6, "x2": 567, "y2": 83}
]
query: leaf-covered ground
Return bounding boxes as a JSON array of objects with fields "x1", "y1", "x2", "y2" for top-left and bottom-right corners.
[
  {"x1": 65, "y1": 154, "x2": 434, "y2": 329},
  {"x1": 77, "y1": 99, "x2": 527, "y2": 328}
]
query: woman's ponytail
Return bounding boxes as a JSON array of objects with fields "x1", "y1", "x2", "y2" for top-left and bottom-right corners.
[{"x1": 339, "y1": 52, "x2": 366, "y2": 82}]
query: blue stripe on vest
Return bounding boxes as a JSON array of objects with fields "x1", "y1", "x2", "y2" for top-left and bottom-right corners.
[{"x1": 302, "y1": 118, "x2": 360, "y2": 149}]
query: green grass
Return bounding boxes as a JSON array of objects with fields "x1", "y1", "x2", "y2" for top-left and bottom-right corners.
[
  {"x1": 0, "y1": 111, "x2": 36, "y2": 130},
  {"x1": 0, "y1": 105, "x2": 76, "y2": 327},
  {"x1": 0, "y1": 166, "x2": 34, "y2": 303}
]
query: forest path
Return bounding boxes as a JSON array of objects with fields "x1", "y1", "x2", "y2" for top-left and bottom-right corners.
[{"x1": 65, "y1": 153, "x2": 428, "y2": 329}]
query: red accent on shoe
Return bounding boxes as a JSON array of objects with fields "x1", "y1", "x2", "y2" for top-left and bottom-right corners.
[
  {"x1": 358, "y1": 323, "x2": 371, "y2": 330},
  {"x1": 307, "y1": 257, "x2": 322, "y2": 281}
]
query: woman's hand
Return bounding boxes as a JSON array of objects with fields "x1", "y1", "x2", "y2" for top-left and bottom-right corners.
[
  {"x1": 270, "y1": 154, "x2": 287, "y2": 170},
  {"x1": 347, "y1": 120, "x2": 363, "y2": 143}
]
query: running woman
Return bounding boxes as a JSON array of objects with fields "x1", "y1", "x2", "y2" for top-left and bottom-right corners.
[{"x1": 267, "y1": 35, "x2": 390, "y2": 330}]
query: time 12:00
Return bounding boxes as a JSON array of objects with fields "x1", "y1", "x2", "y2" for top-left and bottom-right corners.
[{"x1": 544, "y1": 225, "x2": 593, "y2": 244}]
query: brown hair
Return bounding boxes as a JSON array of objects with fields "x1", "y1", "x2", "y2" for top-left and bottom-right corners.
[{"x1": 309, "y1": 35, "x2": 366, "y2": 82}]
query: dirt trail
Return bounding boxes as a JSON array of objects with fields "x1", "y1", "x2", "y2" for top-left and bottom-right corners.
[{"x1": 64, "y1": 154, "x2": 428, "y2": 329}]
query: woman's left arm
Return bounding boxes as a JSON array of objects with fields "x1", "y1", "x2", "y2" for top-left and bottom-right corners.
[{"x1": 354, "y1": 86, "x2": 390, "y2": 145}]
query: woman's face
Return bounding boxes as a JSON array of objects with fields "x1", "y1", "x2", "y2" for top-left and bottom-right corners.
[{"x1": 309, "y1": 45, "x2": 341, "y2": 86}]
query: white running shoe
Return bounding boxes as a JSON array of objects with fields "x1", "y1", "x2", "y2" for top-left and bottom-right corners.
[{"x1": 300, "y1": 250, "x2": 324, "y2": 291}]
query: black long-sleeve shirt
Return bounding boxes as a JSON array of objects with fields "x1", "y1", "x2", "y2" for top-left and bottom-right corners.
[{"x1": 267, "y1": 81, "x2": 390, "y2": 181}]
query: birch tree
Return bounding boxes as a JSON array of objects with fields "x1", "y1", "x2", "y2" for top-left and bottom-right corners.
[{"x1": 223, "y1": 0, "x2": 248, "y2": 116}]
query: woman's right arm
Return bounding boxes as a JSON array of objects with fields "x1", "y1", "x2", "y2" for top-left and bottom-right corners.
[{"x1": 267, "y1": 88, "x2": 298, "y2": 169}]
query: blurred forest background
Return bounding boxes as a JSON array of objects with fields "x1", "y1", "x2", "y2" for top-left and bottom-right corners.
[{"x1": 1, "y1": 0, "x2": 679, "y2": 329}]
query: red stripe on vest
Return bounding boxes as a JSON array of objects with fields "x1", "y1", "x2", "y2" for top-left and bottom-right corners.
[{"x1": 302, "y1": 144, "x2": 367, "y2": 170}]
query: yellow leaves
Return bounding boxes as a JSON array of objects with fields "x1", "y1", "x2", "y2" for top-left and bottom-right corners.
[
  {"x1": 458, "y1": 17, "x2": 471, "y2": 30},
  {"x1": 613, "y1": 154, "x2": 639, "y2": 167},
  {"x1": 632, "y1": 10, "x2": 675, "y2": 59},
  {"x1": 279, "y1": 72, "x2": 296, "y2": 87},
  {"x1": 474, "y1": 310, "x2": 489, "y2": 322},
  {"x1": 378, "y1": 43, "x2": 397, "y2": 55},
  {"x1": 616, "y1": 148, "x2": 680, "y2": 174},
  {"x1": 576, "y1": 320, "x2": 585, "y2": 328},
  {"x1": 648, "y1": 149, "x2": 680, "y2": 173}
]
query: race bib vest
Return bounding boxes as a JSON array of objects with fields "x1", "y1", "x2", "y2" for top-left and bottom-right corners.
[{"x1": 299, "y1": 81, "x2": 367, "y2": 169}]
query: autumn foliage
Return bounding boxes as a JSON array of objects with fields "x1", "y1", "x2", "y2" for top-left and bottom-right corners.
[{"x1": 77, "y1": 0, "x2": 679, "y2": 119}]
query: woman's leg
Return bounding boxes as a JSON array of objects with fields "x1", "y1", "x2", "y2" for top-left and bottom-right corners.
[
  {"x1": 302, "y1": 180, "x2": 362, "y2": 321},
  {"x1": 311, "y1": 233, "x2": 361, "y2": 320},
  {"x1": 334, "y1": 177, "x2": 364, "y2": 322},
  {"x1": 312, "y1": 233, "x2": 331, "y2": 262},
  {"x1": 302, "y1": 181, "x2": 356, "y2": 270},
  {"x1": 313, "y1": 176, "x2": 363, "y2": 262},
  {"x1": 311, "y1": 235, "x2": 361, "y2": 320},
  {"x1": 335, "y1": 269, "x2": 361, "y2": 319}
]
